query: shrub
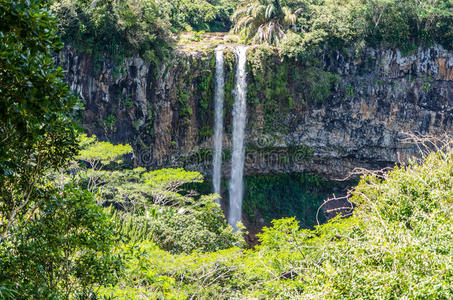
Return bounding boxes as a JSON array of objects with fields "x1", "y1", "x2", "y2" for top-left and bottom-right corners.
[
  {"x1": 51, "y1": 0, "x2": 172, "y2": 64},
  {"x1": 100, "y1": 145, "x2": 453, "y2": 298},
  {"x1": 149, "y1": 195, "x2": 244, "y2": 253},
  {"x1": 0, "y1": 186, "x2": 120, "y2": 298}
]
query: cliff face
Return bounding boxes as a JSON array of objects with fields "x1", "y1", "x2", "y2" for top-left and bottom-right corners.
[{"x1": 59, "y1": 44, "x2": 453, "y2": 180}]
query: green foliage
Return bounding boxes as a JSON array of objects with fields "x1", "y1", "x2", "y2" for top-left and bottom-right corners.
[
  {"x1": 98, "y1": 242, "x2": 243, "y2": 299},
  {"x1": 52, "y1": 0, "x2": 238, "y2": 65},
  {"x1": 103, "y1": 114, "x2": 117, "y2": 130},
  {"x1": 177, "y1": 88, "x2": 192, "y2": 119},
  {"x1": 276, "y1": 0, "x2": 453, "y2": 58},
  {"x1": 196, "y1": 61, "x2": 215, "y2": 136},
  {"x1": 199, "y1": 126, "x2": 214, "y2": 139},
  {"x1": 146, "y1": 194, "x2": 244, "y2": 253},
  {"x1": 143, "y1": 168, "x2": 203, "y2": 206},
  {"x1": 0, "y1": 282, "x2": 18, "y2": 299},
  {"x1": 50, "y1": 134, "x2": 135, "y2": 208},
  {"x1": 246, "y1": 45, "x2": 291, "y2": 131},
  {"x1": 124, "y1": 96, "x2": 133, "y2": 108},
  {"x1": 299, "y1": 66, "x2": 338, "y2": 103},
  {"x1": 0, "y1": 0, "x2": 78, "y2": 239},
  {"x1": 279, "y1": 31, "x2": 311, "y2": 60},
  {"x1": 243, "y1": 173, "x2": 349, "y2": 227},
  {"x1": 103, "y1": 169, "x2": 242, "y2": 254},
  {"x1": 107, "y1": 209, "x2": 155, "y2": 243},
  {"x1": 89, "y1": 167, "x2": 153, "y2": 211},
  {"x1": 305, "y1": 0, "x2": 367, "y2": 49},
  {"x1": 0, "y1": 185, "x2": 120, "y2": 298},
  {"x1": 191, "y1": 30, "x2": 205, "y2": 42},
  {"x1": 52, "y1": 0, "x2": 452, "y2": 67},
  {"x1": 233, "y1": 0, "x2": 298, "y2": 45},
  {"x1": 0, "y1": 1, "x2": 124, "y2": 297},
  {"x1": 77, "y1": 134, "x2": 133, "y2": 170},
  {"x1": 173, "y1": 53, "x2": 216, "y2": 133},
  {"x1": 100, "y1": 146, "x2": 453, "y2": 298},
  {"x1": 143, "y1": 168, "x2": 203, "y2": 191},
  {"x1": 363, "y1": 0, "x2": 453, "y2": 51},
  {"x1": 51, "y1": 135, "x2": 241, "y2": 278},
  {"x1": 222, "y1": 50, "x2": 237, "y2": 133},
  {"x1": 51, "y1": 0, "x2": 172, "y2": 65},
  {"x1": 246, "y1": 46, "x2": 336, "y2": 131},
  {"x1": 160, "y1": 0, "x2": 238, "y2": 32},
  {"x1": 69, "y1": 134, "x2": 134, "y2": 195}
]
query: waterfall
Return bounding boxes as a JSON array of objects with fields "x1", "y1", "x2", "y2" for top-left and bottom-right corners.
[
  {"x1": 228, "y1": 45, "x2": 248, "y2": 229},
  {"x1": 212, "y1": 47, "x2": 225, "y2": 198}
]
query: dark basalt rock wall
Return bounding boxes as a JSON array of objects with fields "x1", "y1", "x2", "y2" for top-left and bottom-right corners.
[{"x1": 58, "y1": 44, "x2": 453, "y2": 180}]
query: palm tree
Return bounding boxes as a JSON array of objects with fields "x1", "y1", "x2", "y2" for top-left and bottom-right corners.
[{"x1": 232, "y1": 0, "x2": 297, "y2": 45}]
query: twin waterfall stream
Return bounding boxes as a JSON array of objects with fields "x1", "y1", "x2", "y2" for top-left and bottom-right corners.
[
  {"x1": 212, "y1": 47, "x2": 225, "y2": 197},
  {"x1": 212, "y1": 45, "x2": 248, "y2": 230}
]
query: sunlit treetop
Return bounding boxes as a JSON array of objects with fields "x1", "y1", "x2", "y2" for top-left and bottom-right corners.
[{"x1": 76, "y1": 134, "x2": 133, "y2": 170}]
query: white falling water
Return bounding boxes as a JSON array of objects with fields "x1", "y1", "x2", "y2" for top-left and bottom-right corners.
[
  {"x1": 212, "y1": 47, "x2": 225, "y2": 198},
  {"x1": 228, "y1": 45, "x2": 248, "y2": 229}
]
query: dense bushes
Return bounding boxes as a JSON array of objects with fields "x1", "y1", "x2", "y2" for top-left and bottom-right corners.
[
  {"x1": 0, "y1": 0, "x2": 79, "y2": 240},
  {"x1": 51, "y1": 0, "x2": 172, "y2": 64},
  {"x1": 314, "y1": 0, "x2": 452, "y2": 52},
  {"x1": 239, "y1": 0, "x2": 453, "y2": 57},
  {"x1": 100, "y1": 144, "x2": 452, "y2": 299},
  {"x1": 51, "y1": 0, "x2": 237, "y2": 64},
  {"x1": 243, "y1": 173, "x2": 351, "y2": 228},
  {"x1": 51, "y1": 0, "x2": 453, "y2": 64},
  {"x1": 69, "y1": 136, "x2": 242, "y2": 254},
  {"x1": 0, "y1": 2, "x2": 121, "y2": 296},
  {"x1": 363, "y1": 0, "x2": 453, "y2": 52},
  {"x1": 160, "y1": 0, "x2": 237, "y2": 32},
  {"x1": 0, "y1": 186, "x2": 120, "y2": 298},
  {"x1": 127, "y1": 195, "x2": 243, "y2": 253}
]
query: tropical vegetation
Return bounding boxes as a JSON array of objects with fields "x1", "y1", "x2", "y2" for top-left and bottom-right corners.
[
  {"x1": 1, "y1": 0, "x2": 452, "y2": 299},
  {"x1": 50, "y1": 0, "x2": 453, "y2": 61},
  {"x1": 232, "y1": 0, "x2": 298, "y2": 45},
  {"x1": 100, "y1": 143, "x2": 453, "y2": 299}
]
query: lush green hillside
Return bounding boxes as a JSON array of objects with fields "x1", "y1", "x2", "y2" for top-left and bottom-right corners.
[
  {"x1": 97, "y1": 145, "x2": 452, "y2": 299},
  {"x1": 52, "y1": 0, "x2": 452, "y2": 63},
  {"x1": 1, "y1": 0, "x2": 452, "y2": 298}
]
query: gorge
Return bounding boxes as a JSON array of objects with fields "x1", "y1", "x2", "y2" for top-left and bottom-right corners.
[
  {"x1": 58, "y1": 43, "x2": 453, "y2": 228},
  {"x1": 5, "y1": 0, "x2": 453, "y2": 297}
]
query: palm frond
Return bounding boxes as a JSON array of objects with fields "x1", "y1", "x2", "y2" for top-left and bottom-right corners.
[
  {"x1": 283, "y1": 7, "x2": 296, "y2": 25},
  {"x1": 233, "y1": 0, "x2": 296, "y2": 45},
  {"x1": 265, "y1": 4, "x2": 275, "y2": 19}
]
